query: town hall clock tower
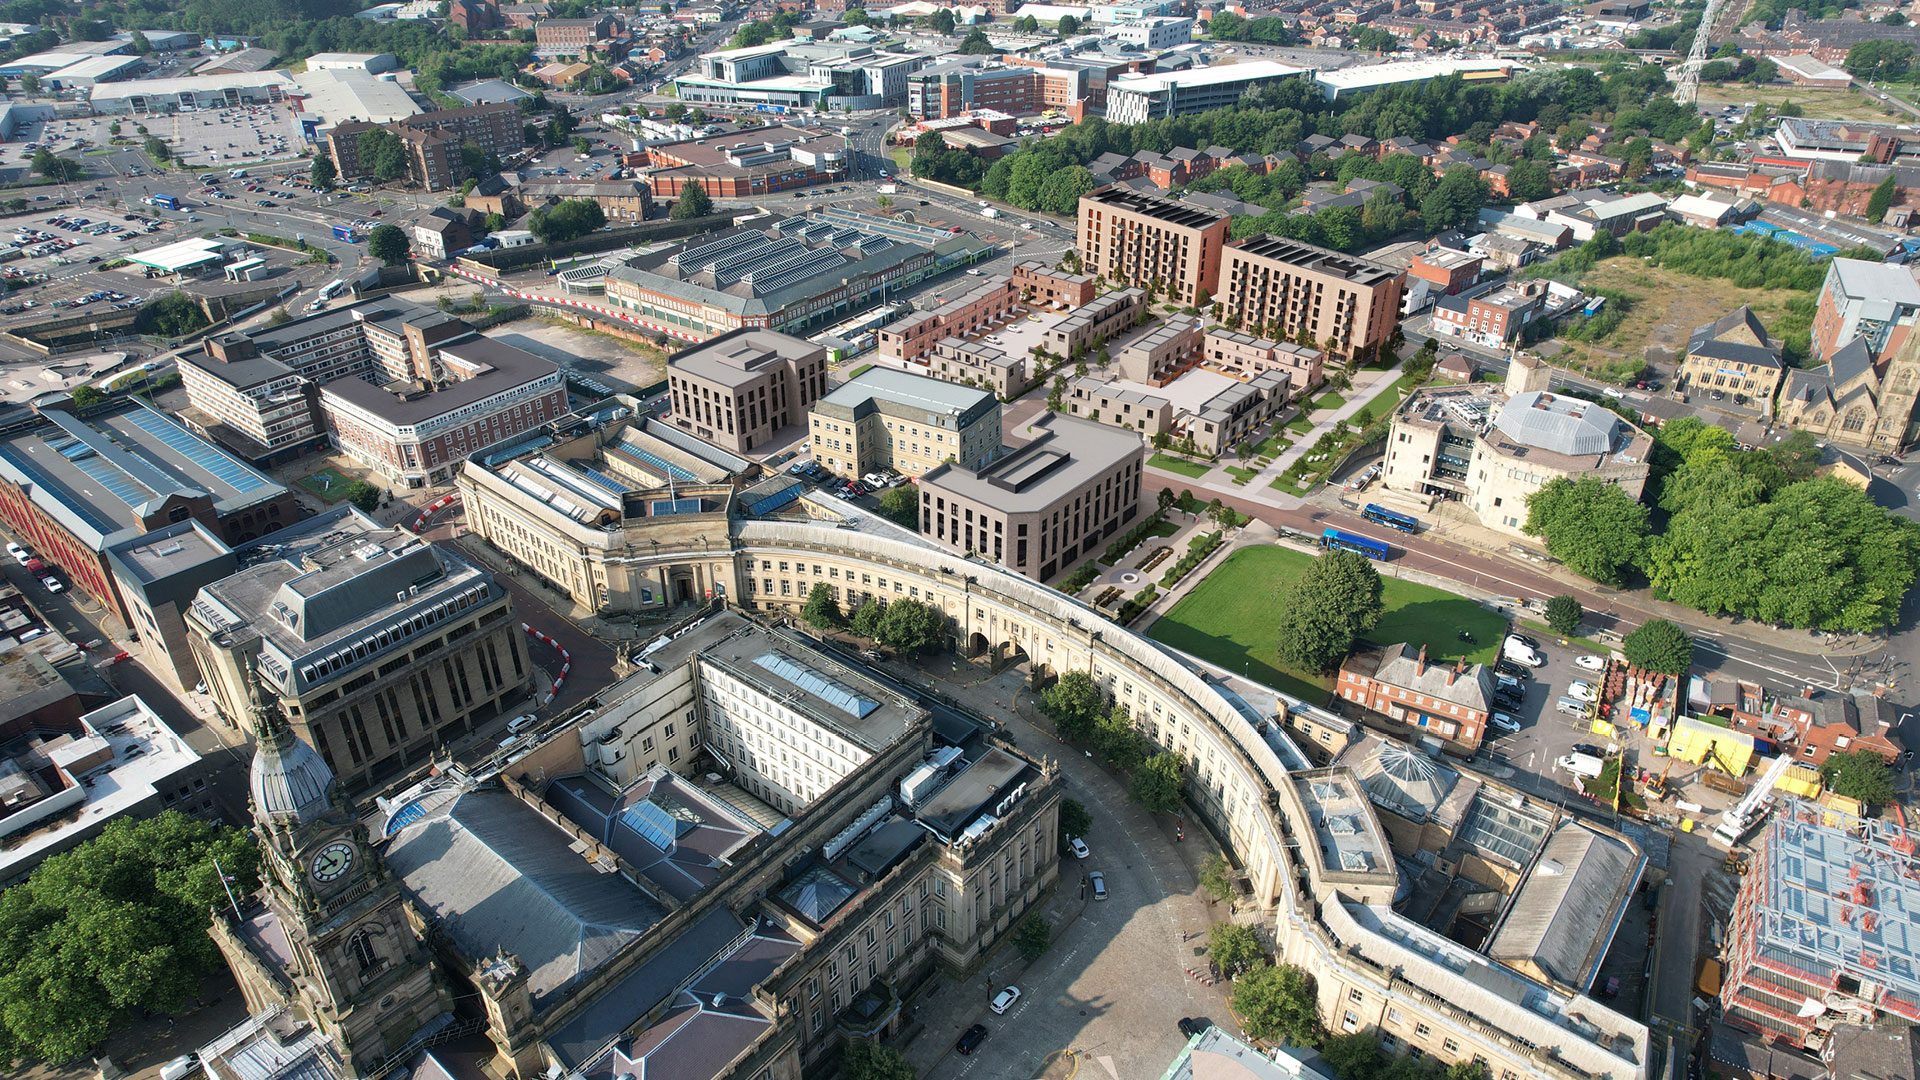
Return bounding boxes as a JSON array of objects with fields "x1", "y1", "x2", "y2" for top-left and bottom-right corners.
[{"x1": 218, "y1": 673, "x2": 449, "y2": 1077}]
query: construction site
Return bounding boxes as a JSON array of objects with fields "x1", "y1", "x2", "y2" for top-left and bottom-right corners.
[{"x1": 1720, "y1": 799, "x2": 1920, "y2": 1050}]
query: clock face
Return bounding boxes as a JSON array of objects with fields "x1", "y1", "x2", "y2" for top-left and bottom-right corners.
[{"x1": 310, "y1": 842, "x2": 355, "y2": 883}]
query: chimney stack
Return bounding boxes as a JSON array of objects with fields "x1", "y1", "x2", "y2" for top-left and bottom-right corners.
[{"x1": 1417, "y1": 645, "x2": 1427, "y2": 677}]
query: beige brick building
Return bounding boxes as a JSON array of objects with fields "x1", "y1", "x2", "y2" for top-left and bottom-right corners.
[
  {"x1": 1076, "y1": 188, "x2": 1228, "y2": 307},
  {"x1": 1383, "y1": 369, "x2": 1653, "y2": 537},
  {"x1": 1203, "y1": 328, "x2": 1324, "y2": 396},
  {"x1": 809, "y1": 367, "x2": 1001, "y2": 480},
  {"x1": 1217, "y1": 236, "x2": 1406, "y2": 363},
  {"x1": 1041, "y1": 287, "x2": 1146, "y2": 358},
  {"x1": 916, "y1": 412, "x2": 1142, "y2": 581},
  {"x1": 667, "y1": 329, "x2": 829, "y2": 454},
  {"x1": 184, "y1": 508, "x2": 530, "y2": 792},
  {"x1": 1115, "y1": 315, "x2": 1204, "y2": 386}
]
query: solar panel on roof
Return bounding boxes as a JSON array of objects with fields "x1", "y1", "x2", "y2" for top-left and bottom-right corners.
[
  {"x1": 753, "y1": 652, "x2": 880, "y2": 719},
  {"x1": 607, "y1": 442, "x2": 695, "y2": 482},
  {"x1": 123, "y1": 407, "x2": 272, "y2": 494},
  {"x1": 0, "y1": 443, "x2": 117, "y2": 536},
  {"x1": 575, "y1": 464, "x2": 633, "y2": 493},
  {"x1": 72, "y1": 452, "x2": 156, "y2": 507},
  {"x1": 744, "y1": 484, "x2": 800, "y2": 516}
]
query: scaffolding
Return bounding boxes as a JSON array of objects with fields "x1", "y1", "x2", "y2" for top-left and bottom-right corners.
[{"x1": 1735, "y1": 797, "x2": 1920, "y2": 1041}]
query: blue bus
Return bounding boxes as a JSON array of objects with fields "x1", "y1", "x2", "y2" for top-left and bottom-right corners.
[
  {"x1": 1361, "y1": 504, "x2": 1420, "y2": 533},
  {"x1": 1321, "y1": 528, "x2": 1391, "y2": 561},
  {"x1": 152, "y1": 194, "x2": 180, "y2": 211},
  {"x1": 332, "y1": 224, "x2": 359, "y2": 243}
]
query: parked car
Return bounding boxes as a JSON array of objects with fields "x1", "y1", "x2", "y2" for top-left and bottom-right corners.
[
  {"x1": 1089, "y1": 870, "x2": 1107, "y2": 900},
  {"x1": 990, "y1": 986, "x2": 1021, "y2": 1014},
  {"x1": 1490, "y1": 713, "x2": 1521, "y2": 733},
  {"x1": 507, "y1": 713, "x2": 539, "y2": 735},
  {"x1": 955, "y1": 1024, "x2": 989, "y2": 1055},
  {"x1": 1506, "y1": 632, "x2": 1540, "y2": 650},
  {"x1": 1493, "y1": 660, "x2": 1532, "y2": 681},
  {"x1": 1568, "y1": 680, "x2": 1597, "y2": 702},
  {"x1": 1178, "y1": 1017, "x2": 1214, "y2": 1038},
  {"x1": 7, "y1": 542, "x2": 29, "y2": 563},
  {"x1": 1574, "y1": 654, "x2": 1607, "y2": 671},
  {"x1": 1068, "y1": 836, "x2": 1089, "y2": 859},
  {"x1": 40, "y1": 575, "x2": 63, "y2": 594}
]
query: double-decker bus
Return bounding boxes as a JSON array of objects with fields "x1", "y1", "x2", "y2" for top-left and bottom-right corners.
[
  {"x1": 1321, "y1": 528, "x2": 1391, "y2": 561},
  {"x1": 1361, "y1": 504, "x2": 1420, "y2": 533}
]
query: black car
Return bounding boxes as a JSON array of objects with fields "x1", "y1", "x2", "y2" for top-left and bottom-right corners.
[
  {"x1": 1493, "y1": 660, "x2": 1532, "y2": 680},
  {"x1": 1573, "y1": 743, "x2": 1605, "y2": 757},
  {"x1": 1493, "y1": 688, "x2": 1525, "y2": 708},
  {"x1": 1179, "y1": 1017, "x2": 1214, "y2": 1038},
  {"x1": 955, "y1": 1024, "x2": 988, "y2": 1055}
]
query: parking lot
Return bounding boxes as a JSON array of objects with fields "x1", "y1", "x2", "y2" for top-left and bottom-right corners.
[
  {"x1": 13, "y1": 103, "x2": 307, "y2": 174},
  {"x1": 1476, "y1": 632, "x2": 1625, "y2": 795}
]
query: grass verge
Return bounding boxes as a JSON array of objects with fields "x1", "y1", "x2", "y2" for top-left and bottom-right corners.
[{"x1": 1149, "y1": 452, "x2": 1212, "y2": 478}]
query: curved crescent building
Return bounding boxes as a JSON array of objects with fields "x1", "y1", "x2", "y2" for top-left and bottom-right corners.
[{"x1": 451, "y1": 386, "x2": 1653, "y2": 1080}]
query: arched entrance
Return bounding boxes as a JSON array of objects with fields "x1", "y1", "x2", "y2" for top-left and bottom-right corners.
[{"x1": 967, "y1": 631, "x2": 991, "y2": 658}]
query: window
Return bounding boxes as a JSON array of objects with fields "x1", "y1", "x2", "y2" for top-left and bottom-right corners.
[
  {"x1": 1442, "y1": 1039, "x2": 1458, "y2": 1054},
  {"x1": 1349, "y1": 988, "x2": 1364, "y2": 1003},
  {"x1": 1415, "y1": 1024, "x2": 1430, "y2": 1037},
  {"x1": 1343, "y1": 1011, "x2": 1359, "y2": 1032}
]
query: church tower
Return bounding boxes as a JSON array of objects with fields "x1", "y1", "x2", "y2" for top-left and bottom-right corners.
[
  {"x1": 224, "y1": 670, "x2": 450, "y2": 1077},
  {"x1": 1876, "y1": 330, "x2": 1920, "y2": 451}
]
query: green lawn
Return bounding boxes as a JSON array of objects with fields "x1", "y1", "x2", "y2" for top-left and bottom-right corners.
[
  {"x1": 1147, "y1": 546, "x2": 1508, "y2": 701},
  {"x1": 298, "y1": 467, "x2": 355, "y2": 503},
  {"x1": 1309, "y1": 391, "x2": 1347, "y2": 412},
  {"x1": 1225, "y1": 465, "x2": 1258, "y2": 485},
  {"x1": 1149, "y1": 452, "x2": 1212, "y2": 478},
  {"x1": 1270, "y1": 476, "x2": 1317, "y2": 496},
  {"x1": 1286, "y1": 416, "x2": 1314, "y2": 434},
  {"x1": 1353, "y1": 371, "x2": 1424, "y2": 421},
  {"x1": 1254, "y1": 433, "x2": 1291, "y2": 457},
  {"x1": 1148, "y1": 519, "x2": 1181, "y2": 540}
]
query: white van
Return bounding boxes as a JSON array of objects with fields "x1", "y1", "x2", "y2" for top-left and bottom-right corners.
[
  {"x1": 1557, "y1": 752, "x2": 1605, "y2": 779},
  {"x1": 1501, "y1": 637, "x2": 1544, "y2": 667},
  {"x1": 1555, "y1": 696, "x2": 1589, "y2": 717}
]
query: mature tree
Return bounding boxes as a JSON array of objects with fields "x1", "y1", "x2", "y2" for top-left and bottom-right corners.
[
  {"x1": 842, "y1": 1040, "x2": 916, "y2": 1080},
  {"x1": 664, "y1": 102, "x2": 687, "y2": 122},
  {"x1": 876, "y1": 597, "x2": 944, "y2": 655},
  {"x1": 1274, "y1": 550, "x2": 1385, "y2": 672},
  {"x1": 129, "y1": 30, "x2": 154, "y2": 53},
  {"x1": 1041, "y1": 670, "x2": 1106, "y2": 741},
  {"x1": 1544, "y1": 594, "x2": 1584, "y2": 637},
  {"x1": 1523, "y1": 476, "x2": 1648, "y2": 586},
  {"x1": 134, "y1": 292, "x2": 211, "y2": 337},
  {"x1": 1419, "y1": 166, "x2": 1489, "y2": 232},
  {"x1": 1209, "y1": 922, "x2": 1264, "y2": 977},
  {"x1": 1158, "y1": 487, "x2": 1178, "y2": 512},
  {"x1": 1622, "y1": 618, "x2": 1693, "y2": 675},
  {"x1": 462, "y1": 141, "x2": 501, "y2": 178},
  {"x1": 1036, "y1": 165, "x2": 1096, "y2": 215},
  {"x1": 69, "y1": 385, "x2": 106, "y2": 409},
  {"x1": 930, "y1": 6, "x2": 956, "y2": 33},
  {"x1": 1130, "y1": 751, "x2": 1186, "y2": 814},
  {"x1": 1012, "y1": 914, "x2": 1051, "y2": 961},
  {"x1": 876, "y1": 484, "x2": 918, "y2": 528},
  {"x1": 1199, "y1": 853, "x2": 1234, "y2": 903},
  {"x1": 801, "y1": 582, "x2": 843, "y2": 629},
  {"x1": 1821, "y1": 749, "x2": 1896, "y2": 807},
  {"x1": 1845, "y1": 40, "x2": 1914, "y2": 81},
  {"x1": 958, "y1": 27, "x2": 995, "y2": 53},
  {"x1": 1092, "y1": 704, "x2": 1148, "y2": 772},
  {"x1": 1318, "y1": 1033, "x2": 1388, "y2": 1080},
  {"x1": 18, "y1": 72, "x2": 37, "y2": 95},
  {"x1": 1232, "y1": 963, "x2": 1325, "y2": 1048},
  {"x1": 142, "y1": 136, "x2": 170, "y2": 163},
  {"x1": 357, "y1": 127, "x2": 409, "y2": 182},
  {"x1": 528, "y1": 198, "x2": 606, "y2": 243},
  {"x1": 1504, "y1": 158, "x2": 1554, "y2": 202},
  {"x1": 0, "y1": 812, "x2": 260, "y2": 1063},
  {"x1": 851, "y1": 598, "x2": 886, "y2": 639},
  {"x1": 1449, "y1": 1061, "x2": 1492, "y2": 1080},
  {"x1": 341, "y1": 480, "x2": 383, "y2": 512},
  {"x1": 362, "y1": 224, "x2": 410, "y2": 266},
  {"x1": 1868, "y1": 173, "x2": 1899, "y2": 223},
  {"x1": 1058, "y1": 797, "x2": 1092, "y2": 850},
  {"x1": 671, "y1": 179, "x2": 714, "y2": 220},
  {"x1": 1057, "y1": 13, "x2": 1080, "y2": 34},
  {"x1": 311, "y1": 154, "x2": 337, "y2": 191},
  {"x1": 31, "y1": 148, "x2": 81, "y2": 182}
]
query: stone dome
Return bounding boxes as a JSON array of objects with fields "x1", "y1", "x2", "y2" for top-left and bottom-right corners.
[{"x1": 250, "y1": 715, "x2": 335, "y2": 827}]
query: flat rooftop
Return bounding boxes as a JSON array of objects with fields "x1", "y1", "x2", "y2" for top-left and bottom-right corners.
[
  {"x1": 1294, "y1": 769, "x2": 1395, "y2": 878},
  {"x1": 1109, "y1": 58, "x2": 1303, "y2": 94},
  {"x1": 1228, "y1": 234, "x2": 1402, "y2": 288},
  {"x1": 697, "y1": 621, "x2": 921, "y2": 753},
  {"x1": 104, "y1": 518, "x2": 232, "y2": 586},
  {"x1": 919, "y1": 412, "x2": 1141, "y2": 514},
  {"x1": 667, "y1": 328, "x2": 824, "y2": 388},
  {"x1": 319, "y1": 333, "x2": 558, "y2": 428},
  {"x1": 916, "y1": 745, "x2": 1030, "y2": 839},
  {"x1": 0, "y1": 403, "x2": 286, "y2": 548},
  {"x1": 1081, "y1": 186, "x2": 1227, "y2": 230}
]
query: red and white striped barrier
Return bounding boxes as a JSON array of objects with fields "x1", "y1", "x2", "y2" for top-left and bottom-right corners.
[
  {"x1": 413, "y1": 493, "x2": 459, "y2": 532},
  {"x1": 446, "y1": 265, "x2": 704, "y2": 343},
  {"x1": 522, "y1": 623, "x2": 572, "y2": 705}
]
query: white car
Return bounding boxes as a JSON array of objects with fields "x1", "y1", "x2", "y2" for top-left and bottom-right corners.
[
  {"x1": 1574, "y1": 654, "x2": 1607, "y2": 671},
  {"x1": 6, "y1": 542, "x2": 28, "y2": 563},
  {"x1": 40, "y1": 575, "x2": 63, "y2": 594},
  {"x1": 1568, "y1": 680, "x2": 1597, "y2": 702},
  {"x1": 990, "y1": 986, "x2": 1022, "y2": 1014},
  {"x1": 1490, "y1": 713, "x2": 1520, "y2": 733},
  {"x1": 1068, "y1": 836, "x2": 1090, "y2": 859}
]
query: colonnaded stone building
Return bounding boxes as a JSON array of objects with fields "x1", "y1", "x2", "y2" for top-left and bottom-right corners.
[{"x1": 443, "y1": 387, "x2": 1654, "y2": 1080}]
